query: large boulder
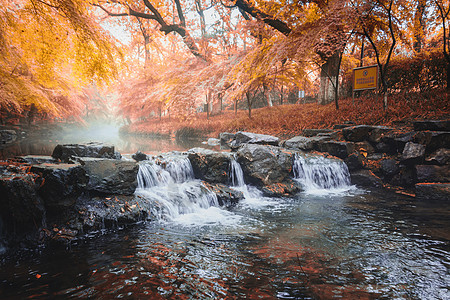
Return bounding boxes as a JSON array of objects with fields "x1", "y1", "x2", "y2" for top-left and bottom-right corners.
[
  {"x1": 350, "y1": 169, "x2": 384, "y2": 188},
  {"x1": 227, "y1": 131, "x2": 279, "y2": 149},
  {"x1": 236, "y1": 144, "x2": 293, "y2": 187},
  {"x1": 219, "y1": 132, "x2": 236, "y2": 148},
  {"x1": 78, "y1": 158, "x2": 139, "y2": 195},
  {"x1": 0, "y1": 173, "x2": 45, "y2": 240},
  {"x1": 413, "y1": 120, "x2": 450, "y2": 131},
  {"x1": 31, "y1": 163, "x2": 88, "y2": 213},
  {"x1": 188, "y1": 148, "x2": 231, "y2": 184},
  {"x1": 52, "y1": 142, "x2": 121, "y2": 162},
  {"x1": 284, "y1": 136, "x2": 315, "y2": 151},
  {"x1": 342, "y1": 125, "x2": 393, "y2": 143},
  {"x1": 415, "y1": 183, "x2": 450, "y2": 202}
]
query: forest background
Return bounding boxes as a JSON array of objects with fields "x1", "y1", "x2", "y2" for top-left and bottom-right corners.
[{"x1": 0, "y1": 0, "x2": 449, "y2": 138}]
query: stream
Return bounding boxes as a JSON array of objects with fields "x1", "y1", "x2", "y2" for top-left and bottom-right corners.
[{"x1": 1, "y1": 151, "x2": 449, "y2": 299}]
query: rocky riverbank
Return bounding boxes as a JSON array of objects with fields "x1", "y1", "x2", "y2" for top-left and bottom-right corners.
[{"x1": 1, "y1": 120, "x2": 448, "y2": 253}]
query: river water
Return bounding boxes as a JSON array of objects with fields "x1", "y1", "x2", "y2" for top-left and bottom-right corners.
[{"x1": 1, "y1": 142, "x2": 450, "y2": 299}]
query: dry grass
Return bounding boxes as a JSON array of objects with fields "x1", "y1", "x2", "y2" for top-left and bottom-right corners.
[{"x1": 123, "y1": 90, "x2": 449, "y2": 138}]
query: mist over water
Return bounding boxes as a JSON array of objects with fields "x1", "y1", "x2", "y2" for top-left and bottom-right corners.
[{"x1": 0, "y1": 121, "x2": 210, "y2": 159}]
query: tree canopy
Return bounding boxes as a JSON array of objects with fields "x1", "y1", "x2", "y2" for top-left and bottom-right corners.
[{"x1": 0, "y1": 0, "x2": 448, "y2": 124}]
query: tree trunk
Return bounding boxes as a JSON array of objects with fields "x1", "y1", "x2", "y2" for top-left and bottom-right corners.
[
  {"x1": 246, "y1": 91, "x2": 252, "y2": 118},
  {"x1": 318, "y1": 52, "x2": 340, "y2": 105}
]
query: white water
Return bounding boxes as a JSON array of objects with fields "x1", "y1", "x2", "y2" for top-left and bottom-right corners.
[
  {"x1": 135, "y1": 155, "x2": 242, "y2": 226},
  {"x1": 230, "y1": 159, "x2": 278, "y2": 208},
  {"x1": 293, "y1": 153, "x2": 354, "y2": 195}
]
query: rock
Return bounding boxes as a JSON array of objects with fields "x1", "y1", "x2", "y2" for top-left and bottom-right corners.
[
  {"x1": 343, "y1": 125, "x2": 393, "y2": 143},
  {"x1": 350, "y1": 169, "x2": 384, "y2": 188},
  {"x1": 368, "y1": 126, "x2": 394, "y2": 143},
  {"x1": 317, "y1": 131, "x2": 340, "y2": 139},
  {"x1": 413, "y1": 120, "x2": 450, "y2": 132},
  {"x1": 390, "y1": 165, "x2": 417, "y2": 187},
  {"x1": 401, "y1": 142, "x2": 425, "y2": 163},
  {"x1": 31, "y1": 163, "x2": 88, "y2": 213},
  {"x1": 16, "y1": 155, "x2": 57, "y2": 165},
  {"x1": 78, "y1": 158, "x2": 139, "y2": 195},
  {"x1": 344, "y1": 152, "x2": 364, "y2": 171},
  {"x1": 301, "y1": 129, "x2": 333, "y2": 137},
  {"x1": 415, "y1": 165, "x2": 450, "y2": 183},
  {"x1": 0, "y1": 130, "x2": 17, "y2": 144},
  {"x1": 415, "y1": 183, "x2": 450, "y2": 202},
  {"x1": 333, "y1": 124, "x2": 352, "y2": 129},
  {"x1": 229, "y1": 131, "x2": 279, "y2": 149},
  {"x1": 355, "y1": 141, "x2": 375, "y2": 155},
  {"x1": 188, "y1": 148, "x2": 231, "y2": 184},
  {"x1": 236, "y1": 144, "x2": 293, "y2": 187},
  {"x1": 52, "y1": 142, "x2": 121, "y2": 162},
  {"x1": 414, "y1": 131, "x2": 450, "y2": 153},
  {"x1": 342, "y1": 125, "x2": 373, "y2": 142},
  {"x1": 425, "y1": 148, "x2": 450, "y2": 165},
  {"x1": 317, "y1": 141, "x2": 355, "y2": 159},
  {"x1": 202, "y1": 182, "x2": 243, "y2": 208},
  {"x1": 261, "y1": 179, "x2": 300, "y2": 197},
  {"x1": 284, "y1": 136, "x2": 315, "y2": 151},
  {"x1": 380, "y1": 159, "x2": 399, "y2": 177},
  {"x1": 219, "y1": 132, "x2": 235, "y2": 147},
  {"x1": 207, "y1": 138, "x2": 220, "y2": 146},
  {"x1": 378, "y1": 131, "x2": 415, "y2": 154},
  {"x1": 132, "y1": 151, "x2": 148, "y2": 162},
  {"x1": 69, "y1": 195, "x2": 150, "y2": 232},
  {"x1": 0, "y1": 172, "x2": 45, "y2": 245}
]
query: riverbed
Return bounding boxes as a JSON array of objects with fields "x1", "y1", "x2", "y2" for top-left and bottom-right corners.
[{"x1": 1, "y1": 183, "x2": 449, "y2": 299}]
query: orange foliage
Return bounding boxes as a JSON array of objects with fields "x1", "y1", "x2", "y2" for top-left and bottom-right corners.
[{"x1": 123, "y1": 89, "x2": 449, "y2": 138}]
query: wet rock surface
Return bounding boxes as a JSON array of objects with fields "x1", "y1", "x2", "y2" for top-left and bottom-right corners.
[
  {"x1": 52, "y1": 142, "x2": 121, "y2": 162},
  {"x1": 188, "y1": 148, "x2": 231, "y2": 184}
]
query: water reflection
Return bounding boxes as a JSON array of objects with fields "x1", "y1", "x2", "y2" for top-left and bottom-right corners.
[
  {"x1": 1, "y1": 189, "x2": 449, "y2": 299},
  {"x1": 0, "y1": 123, "x2": 214, "y2": 159}
]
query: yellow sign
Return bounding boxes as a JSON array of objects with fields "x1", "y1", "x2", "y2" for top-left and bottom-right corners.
[{"x1": 353, "y1": 65, "x2": 378, "y2": 91}]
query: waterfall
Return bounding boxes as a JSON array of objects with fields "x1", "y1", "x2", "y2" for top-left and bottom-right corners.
[
  {"x1": 135, "y1": 155, "x2": 220, "y2": 223},
  {"x1": 293, "y1": 153, "x2": 351, "y2": 192},
  {"x1": 230, "y1": 159, "x2": 245, "y2": 187}
]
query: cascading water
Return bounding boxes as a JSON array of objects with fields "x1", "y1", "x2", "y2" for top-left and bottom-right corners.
[
  {"x1": 293, "y1": 153, "x2": 352, "y2": 193},
  {"x1": 135, "y1": 155, "x2": 239, "y2": 225},
  {"x1": 230, "y1": 158, "x2": 245, "y2": 187}
]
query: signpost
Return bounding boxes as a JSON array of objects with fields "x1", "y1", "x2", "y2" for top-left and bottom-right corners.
[
  {"x1": 352, "y1": 65, "x2": 379, "y2": 105},
  {"x1": 353, "y1": 65, "x2": 378, "y2": 91}
]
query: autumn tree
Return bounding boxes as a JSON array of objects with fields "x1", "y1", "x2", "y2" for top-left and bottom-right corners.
[
  {"x1": 0, "y1": 0, "x2": 120, "y2": 123},
  {"x1": 433, "y1": 0, "x2": 450, "y2": 89}
]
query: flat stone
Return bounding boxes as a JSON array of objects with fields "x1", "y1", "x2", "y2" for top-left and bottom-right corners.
[
  {"x1": 416, "y1": 165, "x2": 450, "y2": 183},
  {"x1": 229, "y1": 132, "x2": 279, "y2": 149},
  {"x1": 301, "y1": 129, "x2": 333, "y2": 137},
  {"x1": 52, "y1": 142, "x2": 121, "y2": 162},
  {"x1": 413, "y1": 120, "x2": 450, "y2": 131},
  {"x1": 415, "y1": 183, "x2": 450, "y2": 201}
]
